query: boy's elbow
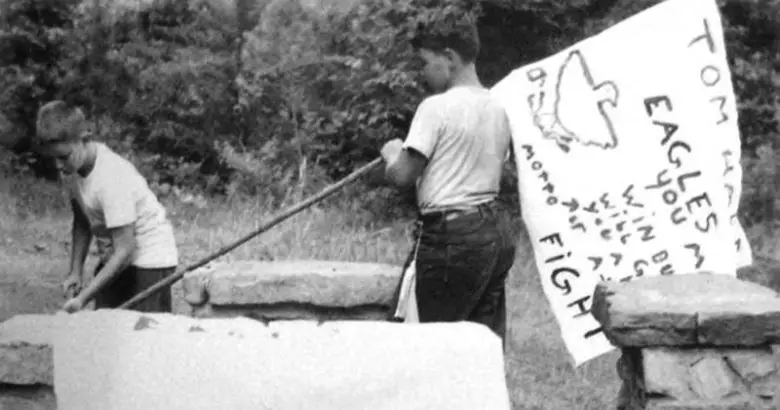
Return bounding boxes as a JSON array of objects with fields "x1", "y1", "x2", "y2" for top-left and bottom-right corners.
[{"x1": 385, "y1": 165, "x2": 416, "y2": 190}]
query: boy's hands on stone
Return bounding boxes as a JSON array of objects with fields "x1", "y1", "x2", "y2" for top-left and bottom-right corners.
[
  {"x1": 380, "y1": 139, "x2": 404, "y2": 164},
  {"x1": 62, "y1": 296, "x2": 85, "y2": 314},
  {"x1": 62, "y1": 273, "x2": 82, "y2": 298}
]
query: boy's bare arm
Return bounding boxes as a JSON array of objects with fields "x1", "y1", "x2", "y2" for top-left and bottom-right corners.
[
  {"x1": 69, "y1": 199, "x2": 92, "y2": 277},
  {"x1": 75, "y1": 224, "x2": 135, "y2": 304}
]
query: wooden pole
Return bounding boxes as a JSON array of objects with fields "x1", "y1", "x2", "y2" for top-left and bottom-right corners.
[{"x1": 118, "y1": 157, "x2": 384, "y2": 309}]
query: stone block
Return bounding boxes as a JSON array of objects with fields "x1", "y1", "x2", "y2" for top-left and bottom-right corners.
[
  {"x1": 698, "y1": 311, "x2": 780, "y2": 346},
  {"x1": 0, "y1": 384, "x2": 56, "y2": 410},
  {"x1": 0, "y1": 315, "x2": 58, "y2": 386},
  {"x1": 688, "y1": 356, "x2": 743, "y2": 400},
  {"x1": 172, "y1": 260, "x2": 402, "y2": 319},
  {"x1": 748, "y1": 371, "x2": 780, "y2": 399},
  {"x1": 725, "y1": 349, "x2": 778, "y2": 382},
  {"x1": 592, "y1": 273, "x2": 780, "y2": 346},
  {"x1": 642, "y1": 348, "x2": 697, "y2": 399},
  {"x1": 645, "y1": 396, "x2": 775, "y2": 410}
]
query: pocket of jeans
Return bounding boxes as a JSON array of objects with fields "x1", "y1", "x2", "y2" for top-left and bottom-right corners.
[
  {"x1": 445, "y1": 241, "x2": 501, "y2": 283},
  {"x1": 454, "y1": 215, "x2": 506, "y2": 247}
]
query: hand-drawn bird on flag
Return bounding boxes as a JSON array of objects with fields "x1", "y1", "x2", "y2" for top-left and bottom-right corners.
[{"x1": 531, "y1": 50, "x2": 620, "y2": 153}]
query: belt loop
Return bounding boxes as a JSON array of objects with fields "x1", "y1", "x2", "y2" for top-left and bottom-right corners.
[{"x1": 481, "y1": 200, "x2": 495, "y2": 219}]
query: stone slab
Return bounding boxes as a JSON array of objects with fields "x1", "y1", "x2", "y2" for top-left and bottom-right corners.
[
  {"x1": 174, "y1": 260, "x2": 401, "y2": 308},
  {"x1": 53, "y1": 310, "x2": 510, "y2": 410},
  {"x1": 591, "y1": 273, "x2": 780, "y2": 346},
  {"x1": 0, "y1": 315, "x2": 58, "y2": 386}
]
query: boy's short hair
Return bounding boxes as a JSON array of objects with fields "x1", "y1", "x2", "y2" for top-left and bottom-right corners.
[
  {"x1": 34, "y1": 100, "x2": 88, "y2": 146},
  {"x1": 410, "y1": 12, "x2": 480, "y2": 63}
]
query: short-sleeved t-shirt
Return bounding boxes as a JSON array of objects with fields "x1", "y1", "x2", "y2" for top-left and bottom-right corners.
[
  {"x1": 402, "y1": 86, "x2": 512, "y2": 214},
  {"x1": 69, "y1": 142, "x2": 179, "y2": 269}
]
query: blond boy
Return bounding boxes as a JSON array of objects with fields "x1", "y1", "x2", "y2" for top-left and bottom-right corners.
[{"x1": 33, "y1": 100, "x2": 178, "y2": 313}]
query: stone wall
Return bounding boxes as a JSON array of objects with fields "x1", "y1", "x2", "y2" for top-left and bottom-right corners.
[
  {"x1": 592, "y1": 273, "x2": 780, "y2": 409},
  {"x1": 0, "y1": 260, "x2": 401, "y2": 409}
]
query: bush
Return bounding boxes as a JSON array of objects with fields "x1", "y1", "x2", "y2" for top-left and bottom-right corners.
[{"x1": 0, "y1": 0, "x2": 777, "y2": 227}]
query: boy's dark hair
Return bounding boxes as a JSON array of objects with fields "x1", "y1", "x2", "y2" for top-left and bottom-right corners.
[
  {"x1": 410, "y1": 12, "x2": 480, "y2": 63},
  {"x1": 34, "y1": 100, "x2": 88, "y2": 146}
]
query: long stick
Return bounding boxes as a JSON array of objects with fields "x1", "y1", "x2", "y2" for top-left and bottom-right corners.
[{"x1": 118, "y1": 157, "x2": 384, "y2": 309}]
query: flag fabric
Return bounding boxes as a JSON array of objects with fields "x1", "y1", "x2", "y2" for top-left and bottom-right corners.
[{"x1": 490, "y1": 0, "x2": 752, "y2": 366}]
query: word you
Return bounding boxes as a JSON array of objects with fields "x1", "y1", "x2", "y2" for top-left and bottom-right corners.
[{"x1": 643, "y1": 95, "x2": 718, "y2": 233}]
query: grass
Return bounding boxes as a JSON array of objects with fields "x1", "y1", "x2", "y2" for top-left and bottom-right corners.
[{"x1": 0, "y1": 167, "x2": 622, "y2": 409}]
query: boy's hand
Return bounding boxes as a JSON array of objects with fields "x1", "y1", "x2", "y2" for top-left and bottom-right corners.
[
  {"x1": 62, "y1": 297, "x2": 85, "y2": 314},
  {"x1": 380, "y1": 139, "x2": 404, "y2": 164},
  {"x1": 62, "y1": 273, "x2": 82, "y2": 297}
]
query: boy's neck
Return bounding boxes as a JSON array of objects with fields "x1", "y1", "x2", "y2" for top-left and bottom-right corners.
[
  {"x1": 77, "y1": 142, "x2": 98, "y2": 178},
  {"x1": 448, "y1": 63, "x2": 483, "y2": 90}
]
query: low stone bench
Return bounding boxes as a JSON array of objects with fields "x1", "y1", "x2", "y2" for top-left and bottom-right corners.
[
  {"x1": 0, "y1": 260, "x2": 402, "y2": 409},
  {"x1": 170, "y1": 260, "x2": 402, "y2": 320},
  {"x1": 0, "y1": 314, "x2": 58, "y2": 410},
  {"x1": 592, "y1": 273, "x2": 780, "y2": 409}
]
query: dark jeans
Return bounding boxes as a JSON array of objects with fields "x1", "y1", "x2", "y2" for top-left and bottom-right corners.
[
  {"x1": 392, "y1": 201, "x2": 517, "y2": 345},
  {"x1": 93, "y1": 262, "x2": 175, "y2": 313}
]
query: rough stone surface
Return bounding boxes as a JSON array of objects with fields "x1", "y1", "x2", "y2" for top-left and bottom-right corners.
[
  {"x1": 172, "y1": 260, "x2": 401, "y2": 314},
  {"x1": 688, "y1": 356, "x2": 743, "y2": 400},
  {"x1": 641, "y1": 346, "x2": 780, "y2": 408},
  {"x1": 0, "y1": 384, "x2": 56, "y2": 410},
  {"x1": 642, "y1": 348, "x2": 697, "y2": 399},
  {"x1": 726, "y1": 350, "x2": 778, "y2": 382},
  {"x1": 0, "y1": 315, "x2": 58, "y2": 386},
  {"x1": 645, "y1": 397, "x2": 775, "y2": 410},
  {"x1": 591, "y1": 273, "x2": 780, "y2": 346}
]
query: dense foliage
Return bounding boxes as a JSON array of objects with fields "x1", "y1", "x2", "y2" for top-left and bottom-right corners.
[{"x1": 0, "y1": 0, "x2": 778, "y2": 224}]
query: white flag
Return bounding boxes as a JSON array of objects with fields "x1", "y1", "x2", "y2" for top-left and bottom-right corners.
[{"x1": 491, "y1": 0, "x2": 752, "y2": 366}]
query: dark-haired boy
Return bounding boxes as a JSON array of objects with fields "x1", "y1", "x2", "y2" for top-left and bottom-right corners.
[
  {"x1": 381, "y1": 15, "x2": 517, "y2": 344},
  {"x1": 33, "y1": 100, "x2": 179, "y2": 313}
]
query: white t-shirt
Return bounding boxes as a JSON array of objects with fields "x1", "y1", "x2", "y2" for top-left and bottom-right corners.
[
  {"x1": 402, "y1": 86, "x2": 512, "y2": 214},
  {"x1": 69, "y1": 142, "x2": 179, "y2": 269}
]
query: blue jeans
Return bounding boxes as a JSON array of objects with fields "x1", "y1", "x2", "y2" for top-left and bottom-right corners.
[{"x1": 392, "y1": 201, "x2": 517, "y2": 344}]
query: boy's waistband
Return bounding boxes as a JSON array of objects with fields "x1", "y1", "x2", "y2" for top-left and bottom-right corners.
[{"x1": 418, "y1": 200, "x2": 498, "y2": 225}]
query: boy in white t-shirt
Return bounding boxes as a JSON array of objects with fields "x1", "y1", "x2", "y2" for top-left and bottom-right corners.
[
  {"x1": 381, "y1": 14, "x2": 517, "y2": 345},
  {"x1": 33, "y1": 100, "x2": 179, "y2": 313}
]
